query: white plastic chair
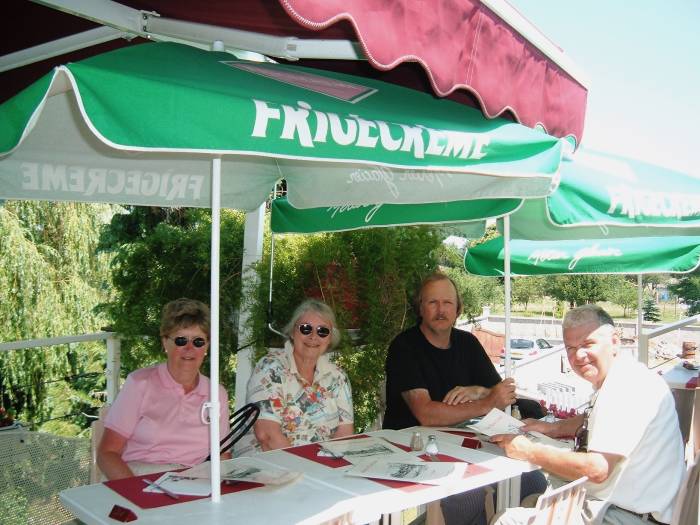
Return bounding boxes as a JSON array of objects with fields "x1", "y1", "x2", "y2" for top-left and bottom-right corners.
[
  {"x1": 671, "y1": 451, "x2": 700, "y2": 525},
  {"x1": 527, "y1": 477, "x2": 587, "y2": 525}
]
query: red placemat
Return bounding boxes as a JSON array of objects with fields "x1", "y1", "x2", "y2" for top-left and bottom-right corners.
[
  {"x1": 104, "y1": 472, "x2": 263, "y2": 509},
  {"x1": 439, "y1": 431, "x2": 482, "y2": 449}
]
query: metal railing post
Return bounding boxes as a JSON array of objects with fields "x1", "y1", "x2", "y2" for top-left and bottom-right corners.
[{"x1": 105, "y1": 335, "x2": 121, "y2": 404}]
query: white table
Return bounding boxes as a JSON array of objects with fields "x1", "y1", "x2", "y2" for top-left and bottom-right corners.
[{"x1": 60, "y1": 429, "x2": 536, "y2": 525}]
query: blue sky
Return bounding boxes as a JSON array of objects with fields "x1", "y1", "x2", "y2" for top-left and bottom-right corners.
[{"x1": 510, "y1": 1, "x2": 700, "y2": 176}]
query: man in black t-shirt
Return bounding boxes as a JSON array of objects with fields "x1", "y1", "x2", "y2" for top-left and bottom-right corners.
[
  {"x1": 383, "y1": 273, "x2": 545, "y2": 525},
  {"x1": 384, "y1": 273, "x2": 517, "y2": 430}
]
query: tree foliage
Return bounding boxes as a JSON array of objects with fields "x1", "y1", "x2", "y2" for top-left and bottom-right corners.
[
  {"x1": 669, "y1": 271, "x2": 700, "y2": 315},
  {"x1": 97, "y1": 207, "x2": 246, "y2": 389},
  {"x1": 0, "y1": 202, "x2": 114, "y2": 429},
  {"x1": 605, "y1": 277, "x2": 639, "y2": 317},
  {"x1": 248, "y1": 225, "x2": 443, "y2": 431},
  {"x1": 642, "y1": 297, "x2": 662, "y2": 322},
  {"x1": 544, "y1": 275, "x2": 617, "y2": 307},
  {"x1": 512, "y1": 277, "x2": 546, "y2": 312}
]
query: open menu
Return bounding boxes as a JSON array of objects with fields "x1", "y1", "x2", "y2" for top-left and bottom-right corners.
[
  {"x1": 177, "y1": 458, "x2": 303, "y2": 487},
  {"x1": 346, "y1": 457, "x2": 466, "y2": 485},
  {"x1": 320, "y1": 436, "x2": 415, "y2": 465},
  {"x1": 467, "y1": 408, "x2": 570, "y2": 449},
  {"x1": 143, "y1": 472, "x2": 213, "y2": 497}
]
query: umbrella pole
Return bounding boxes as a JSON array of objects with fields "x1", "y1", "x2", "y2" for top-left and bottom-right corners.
[
  {"x1": 504, "y1": 215, "x2": 512, "y2": 382},
  {"x1": 209, "y1": 157, "x2": 222, "y2": 502},
  {"x1": 637, "y1": 274, "x2": 643, "y2": 363}
]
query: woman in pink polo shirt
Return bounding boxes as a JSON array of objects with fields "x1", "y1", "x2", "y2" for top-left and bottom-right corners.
[{"x1": 98, "y1": 298, "x2": 230, "y2": 480}]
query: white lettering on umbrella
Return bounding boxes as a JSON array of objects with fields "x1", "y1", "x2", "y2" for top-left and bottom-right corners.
[
  {"x1": 326, "y1": 203, "x2": 383, "y2": 222},
  {"x1": 346, "y1": 166, "x2": 399, "y2": 198},
  {"x1": 607, "y1": 186, "x2": 700, "y2": 220},
  {"x1": 19, "y1": 162, "x2": 205, "y2": 202},
  {"x1": 569, "y1": 244, "x2": 622, "y2": 270},
  {"x1": 251, "y1": 99, "x2": 492, "y2": 161},
  {"x1": 528, "y1": 249, "x2": 569, "y2": 265}
]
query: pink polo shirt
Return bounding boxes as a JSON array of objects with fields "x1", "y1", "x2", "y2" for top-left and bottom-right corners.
[{"x1": 105, "y1": 363, "x2": 230, "y2": 466}]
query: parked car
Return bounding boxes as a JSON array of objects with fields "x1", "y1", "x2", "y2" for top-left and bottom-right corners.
[{"x1": 502, "y1": 338, "x2": 554, "y2": 359}]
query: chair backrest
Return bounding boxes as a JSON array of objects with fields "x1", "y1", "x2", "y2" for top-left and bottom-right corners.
[
  {"x1": 671, "y1": 451, "x2": 700, "y2": 525},
  {"x1": 208, "y1": 402, "x2": 260, "y2": 461},
  {"x1": 529, "y1": 477, "x2": 587, "y2": 525},
  {"x1": 89, "y1": 404, "x2": 110, "y2": 484}
]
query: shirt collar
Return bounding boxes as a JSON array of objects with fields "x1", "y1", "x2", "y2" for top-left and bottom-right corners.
[
  {"x1": 157, "y1": 362, "x2": 206, "y2": 395},
  {"x1": 284, "y1": 340, "x2": 333, "y2": 382}
]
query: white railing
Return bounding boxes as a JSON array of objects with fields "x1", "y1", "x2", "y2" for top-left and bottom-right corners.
[
  {"x1": 638, "y1": 314, "x2": 700, "y2": 365},
  {"x1": 0, "y1": 332, "x2": 122, "y2": 403}
]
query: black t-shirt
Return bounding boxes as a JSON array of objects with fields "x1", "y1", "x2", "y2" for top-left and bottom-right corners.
[{"x1": 383, "y1": 325, "x2": 502, "y2": 430}]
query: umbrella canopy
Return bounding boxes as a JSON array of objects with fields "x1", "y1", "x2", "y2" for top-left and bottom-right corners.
[
  {"x1": 270, "y1": 195, "x2": 521, "y2": 235},
  {"x1": 0, "y1": 40, "x2": 567, "y2": 500},
  {"x1": 465, "y1": 235, "x2": 700, "y2": 276},
  {"x1": 0, "y1": 42, "x2": 562, "y2": 211},
  {"x1": 506, "y1": 149, "x2": 700, "y2": 240},
  {"x1": 3, "y1": 1, "x2": 588, "y2": 143}
]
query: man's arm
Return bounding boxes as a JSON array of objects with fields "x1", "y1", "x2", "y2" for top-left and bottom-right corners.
[
  {"x1": 402, "y1": 378, "x2": 516, "y2": 426},
  {"x1": 490, "y1": 434, "x2": 623, "y2": 483}
]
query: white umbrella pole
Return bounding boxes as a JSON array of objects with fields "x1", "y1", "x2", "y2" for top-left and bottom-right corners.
[
  {"x1": 637, "y1": 274, "x2": 643, "y2": 362},
  {"x1": 209, "y1": 157, "x2": 222, "y2": 502},
  {"x1": 504, "y1": 215, "x2": 512, "y2": 381}
]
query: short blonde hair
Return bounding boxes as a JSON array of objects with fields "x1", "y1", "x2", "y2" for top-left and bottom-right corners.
[{"x1": 160, "y1": 298, "x2": 210, "y2": 338}]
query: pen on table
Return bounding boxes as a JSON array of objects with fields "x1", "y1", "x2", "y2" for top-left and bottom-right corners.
[{"x1": 142, "y1": 478, "x2": 180, "y2": 500}]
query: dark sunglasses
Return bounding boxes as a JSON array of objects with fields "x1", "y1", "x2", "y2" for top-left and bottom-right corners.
[
  {"x1": 298, "y1": 323, "x2": 331, "y2": 338},
  {"x1": 167, "y1": 335, "x2": 208, "y2": 348},
  {"x1": 574, "y1": 406, "x2": 593, "y2": 453}
]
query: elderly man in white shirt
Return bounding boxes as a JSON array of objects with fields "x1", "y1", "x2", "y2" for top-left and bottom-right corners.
[{"x1": 490, "y1": 304, "x2": 684, "y2": 525}]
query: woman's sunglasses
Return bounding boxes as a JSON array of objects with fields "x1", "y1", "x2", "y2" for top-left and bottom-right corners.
[
  {"x1": 298, "y1": 323, "x2": 331, "y2": 338},
  {"x1": 166, "y1": 335, "x2": 208, "y2": 348}
]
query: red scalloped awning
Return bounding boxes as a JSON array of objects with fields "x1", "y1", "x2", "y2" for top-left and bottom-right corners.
[
  {"x1": 280, "y1": 0, "x2": 587, "y2": 143},
  {"x1": 4, "y1": 0, "x2": 587, "y2": 143}
]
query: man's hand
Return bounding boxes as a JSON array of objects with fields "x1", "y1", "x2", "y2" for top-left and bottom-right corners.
[
  {"x1": 443, "y1": 386, "x2": 490, "y2": 405},
  {"x1": 520, "y1": 418, "x2": 556, "y2": 436},
  {"x1": 490, "y1": 433, "x2": 534, "y2": 461},
  {"x1": 487, "y1": 378, "x2": 516, "y2": 409}
]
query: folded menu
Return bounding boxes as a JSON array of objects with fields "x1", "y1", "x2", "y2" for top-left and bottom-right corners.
[
  {"x1": 468, "y1": 408, "x2": 570, "y2": 449},
  {"x1": 143, "y1": 472, "x2": 212, "y2": 497},
  {"x1": 179, "y1": 458, "x2": 303, "y2": 486},
  {"x1": 320, "y1": 436, "x2": 415, "y2": 465},
  {"x1": 346, "y1": 457, "x2": 466, "y2": 485}
]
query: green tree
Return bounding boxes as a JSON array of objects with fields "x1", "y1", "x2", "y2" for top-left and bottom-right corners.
[
  {"x1": 642, "y1": 298, "x2": 662, "y2": 322},
  {"x1": 669, "y1": 271, "x2": 700, "y2": 315},
  {"x1": 512, "y1": 276, "x2": 546, "y2": 312},
  {"x1": 0, "y1": 201, "x2": 115, "y2": 430},
  {"x1": 545, "y1": 275, "x2": 615, "y2": 307},
  {"x1": 249, "y1": 224, "x2": 443, "y2": 430},
  {"x1": 97, "y1": 207, "x2": 246, "y2": 391},
  {"x1": 605, "y1": 276, "x2": 638, "y2": 317}
]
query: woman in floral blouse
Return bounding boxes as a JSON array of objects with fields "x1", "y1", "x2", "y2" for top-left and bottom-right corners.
[{"x1": 245, "y1": 299, "x2": 354, "y2": 451}]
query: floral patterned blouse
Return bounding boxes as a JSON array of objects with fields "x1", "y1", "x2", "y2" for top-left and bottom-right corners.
[{"x1": 242, "y1": 342, "x2": 353, "y2": 454}]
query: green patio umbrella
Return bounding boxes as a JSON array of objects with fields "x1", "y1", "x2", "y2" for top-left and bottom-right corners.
[
  {"x1": 507, "y1": 149, "x2": 700, "y2": 240},
  {"x1": 0, "y1": 42, "x2": 562, "y2": 211},
  {"x1": 269, "y1": 195, "x2": 521, "y2": 235},
  {"x1": 0, "y1": 41, "x2": 565, "y2": 499},
  {"x1": 465, "y1": 235, "x2": 700, "y2": 276}
]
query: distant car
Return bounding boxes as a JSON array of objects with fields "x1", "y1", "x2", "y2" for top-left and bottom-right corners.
[{"x1": 501, "y1": 338, "x2": 553, "y2": 359}]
